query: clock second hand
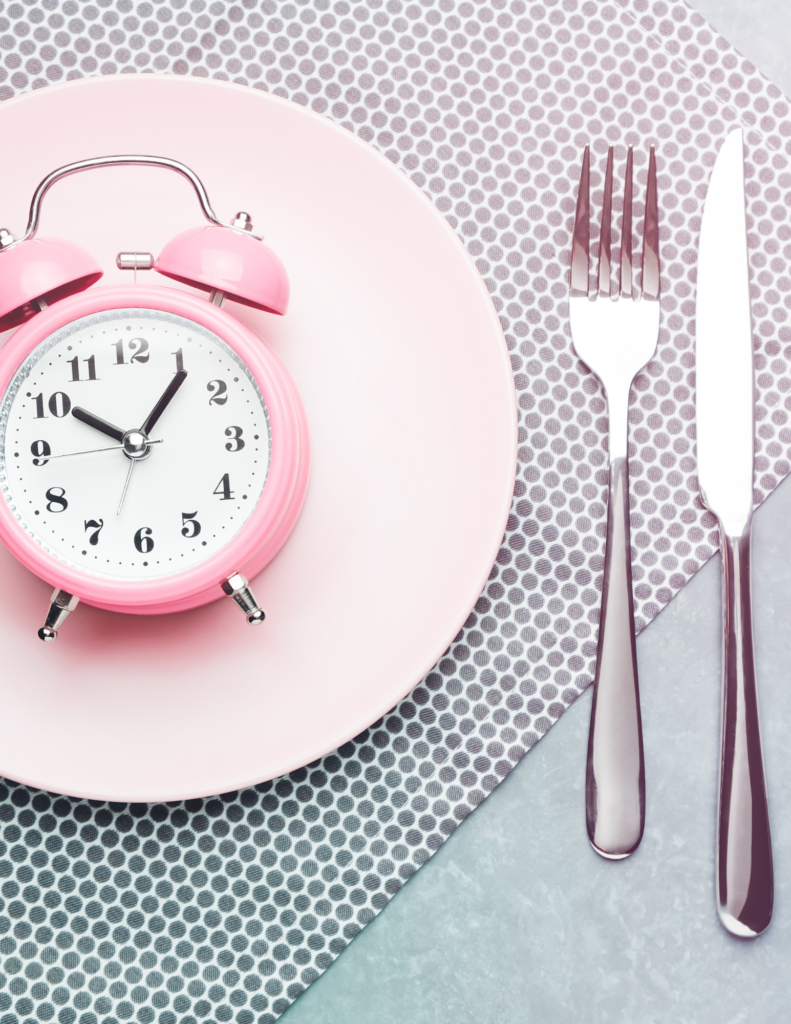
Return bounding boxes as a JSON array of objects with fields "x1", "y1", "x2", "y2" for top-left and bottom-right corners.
[
  {"x1": 48, "y1": 439, "x2": 164, "y2": 460},
  {"x1": 117, "y1": 460, "x2": 135, "y2": 517}
]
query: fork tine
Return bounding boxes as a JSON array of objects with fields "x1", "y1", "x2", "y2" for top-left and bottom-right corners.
[
  {"x1": 597, "y1": 146, "x2": 614, "y2": 297},
  {"x1": 641, "y1": 146, "x2": 660, "y2": 300},
  {"x1": 619, "y1": 146, "x2": 633, "y2": 298},
  {"x1": 570, "y1": 145, "x2": 590, "y2": 296}
]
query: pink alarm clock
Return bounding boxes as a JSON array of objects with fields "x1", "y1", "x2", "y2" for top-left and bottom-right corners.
[{"x1": 0, "y1": 155, "x2": 309, "y2": 641}]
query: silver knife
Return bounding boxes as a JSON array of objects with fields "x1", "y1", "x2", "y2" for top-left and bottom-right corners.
[{"x1": 696, "y1": 127, "x2": 773, "y2": 937}]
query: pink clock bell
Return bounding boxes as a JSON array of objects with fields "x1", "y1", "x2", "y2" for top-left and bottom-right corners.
[{"x1": 0, "y1": 155, "x2": 309, "y2": 641}]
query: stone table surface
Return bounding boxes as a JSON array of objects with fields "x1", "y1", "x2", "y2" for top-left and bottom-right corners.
[{"x1": 278, "y1": 2, "x2": 791, "y2": 1021}]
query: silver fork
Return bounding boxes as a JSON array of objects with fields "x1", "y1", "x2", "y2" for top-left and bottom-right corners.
[{"x1": 569, "y1": 145, "x2": 660, "y2": 859}]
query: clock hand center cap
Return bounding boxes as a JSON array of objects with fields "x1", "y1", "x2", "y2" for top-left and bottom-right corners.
[{"x1": 122, "y1": 429, "x2": 153, "y2": 461}]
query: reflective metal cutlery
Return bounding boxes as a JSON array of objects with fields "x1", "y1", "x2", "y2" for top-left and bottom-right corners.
[
  {"x1": 569, "y1": 146, "x2": 660, "y2": 859},
  {"x1": 696, "y1": 127, "x2": 773, "y2": 937}
]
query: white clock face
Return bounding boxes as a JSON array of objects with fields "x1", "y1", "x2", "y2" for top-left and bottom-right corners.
[{"x1": 0, "y1": 308, "x2": 271, "y2": 580}]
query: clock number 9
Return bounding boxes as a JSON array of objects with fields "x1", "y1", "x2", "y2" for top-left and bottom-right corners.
[
  {"x1": 31, "y1": 440, "x2": 51, "y2": 466},
  {"x1": 45, "y1": 487, "x2": 68, "y2": 513},
  {"x1": 181, "y1": 511, "x2": 201, "y2": 539},
  {"x1": 134, "y1": 527, "x2": 154, "y2": 554},
  {"x1": 224, "y1": 426, "x2": 245, "y2": 452},
  {"x1": 207, "y1": 380, "x2": 228, "y2": 406}
]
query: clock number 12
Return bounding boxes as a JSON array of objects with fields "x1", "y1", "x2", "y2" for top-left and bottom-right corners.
[{"x1": 113, "y1": 338, "x2": 149, "y2": 364}]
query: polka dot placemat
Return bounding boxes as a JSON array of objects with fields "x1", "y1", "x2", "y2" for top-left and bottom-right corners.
[{"x1": 1, "y1": 0, "x2": 790, "y2": 1020}]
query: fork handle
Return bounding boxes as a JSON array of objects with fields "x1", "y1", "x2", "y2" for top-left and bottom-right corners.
[
  {"x1": 585, "y1": 454, "x2": 645, "y2": 859},
  {"x1": 716, "y1": 522, "x2": 773, "y2": 937}
]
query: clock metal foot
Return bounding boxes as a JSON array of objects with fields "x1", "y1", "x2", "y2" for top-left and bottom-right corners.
[
  {"x1": 221, "y1": 572, "x2": 265, "y2": 626},
  {"x1": 38, "y1": 589, "x2": 79, "y2": 642}
]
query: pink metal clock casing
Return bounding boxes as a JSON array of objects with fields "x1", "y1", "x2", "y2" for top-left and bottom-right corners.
[
  {"x1": 0, "y1": 155, "x2": 310, "y2": 630},
  {"x1": 0, "y1": 286, "x2": 309, "y2": 616}
]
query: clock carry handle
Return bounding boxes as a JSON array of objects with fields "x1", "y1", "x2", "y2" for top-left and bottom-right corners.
[
  {"x1": 0, "y1": 154, "x2": 290, "y2": 332},
  {"x1": 10, "y1": 154, "x2": 263, "y2": 248}
]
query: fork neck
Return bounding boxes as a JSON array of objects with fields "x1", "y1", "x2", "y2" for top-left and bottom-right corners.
[{"x1": 607, "y1": 404, "x2": 629, "y2": 462}]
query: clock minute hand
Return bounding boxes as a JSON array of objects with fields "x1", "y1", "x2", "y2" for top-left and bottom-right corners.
[
  {"x1": 117, "y1": 371, "x2": 187, "y2": 518},
  {"x1": 141, "y1": 370, "x2": 188, "y2": 434},
  {"x1": 72, "y1": 407, "x2": 125, "y2": 443}
]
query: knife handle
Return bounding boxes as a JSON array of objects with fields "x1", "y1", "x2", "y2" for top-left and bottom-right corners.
[
  {"x1": 717, "y1": 523, "x2": 773, "y2": 937},
  {"x1": 585, "y1": 454, "x2": 645, "y2": 859}
]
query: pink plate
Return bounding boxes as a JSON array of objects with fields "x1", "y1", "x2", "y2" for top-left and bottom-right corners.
[{"x1": 0, "y1": 75, "x2": 516, "y2": 801}]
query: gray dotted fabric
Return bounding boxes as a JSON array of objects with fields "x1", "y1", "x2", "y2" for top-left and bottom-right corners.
[{"x1": 1, "y1": 0, "x2": 790, "y2": 1021}]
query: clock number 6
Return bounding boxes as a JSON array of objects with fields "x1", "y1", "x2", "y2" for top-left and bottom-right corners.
[
  {"x1": 134, "y1": 527, "x2": 154, "y2": 554},
  {"x1": 181, "y1": 511, "x2": 201, "y2": 539},
  {"x1": 45, "y1": 487, "x2": 68, "y2": 513},
  {"x1": 224, "y1": 426, "x2": 245, "y2": 452}
]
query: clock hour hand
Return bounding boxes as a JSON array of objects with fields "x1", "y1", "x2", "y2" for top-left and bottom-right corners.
[
  {"x1": 72, "y1": 407, "x2": 125, "y2": 442},
  {"x1": 141, "y1": 370, "x2": 188, "y2": 434}
]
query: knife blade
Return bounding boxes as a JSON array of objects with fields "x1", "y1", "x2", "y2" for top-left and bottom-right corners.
[{"x1": 696, "y1": 127, "x2": 773, "y2": 938}]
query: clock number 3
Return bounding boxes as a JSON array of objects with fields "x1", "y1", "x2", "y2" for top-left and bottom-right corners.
[
  {"x1": 181, "y1": 511, "x2": 201, "y2": 539},
  {"x1": 224, "y1": 426, "x2": 245, "y2": 452},
  {"x1": 134, "y1": 527, "x2": 154, "y2": 554},
  {"x1": 45, "y1": 487, "x2": 68, "y2": 513},
  {"x1": 84, "y1": 519, "x2": 104, "y2": 546}
]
